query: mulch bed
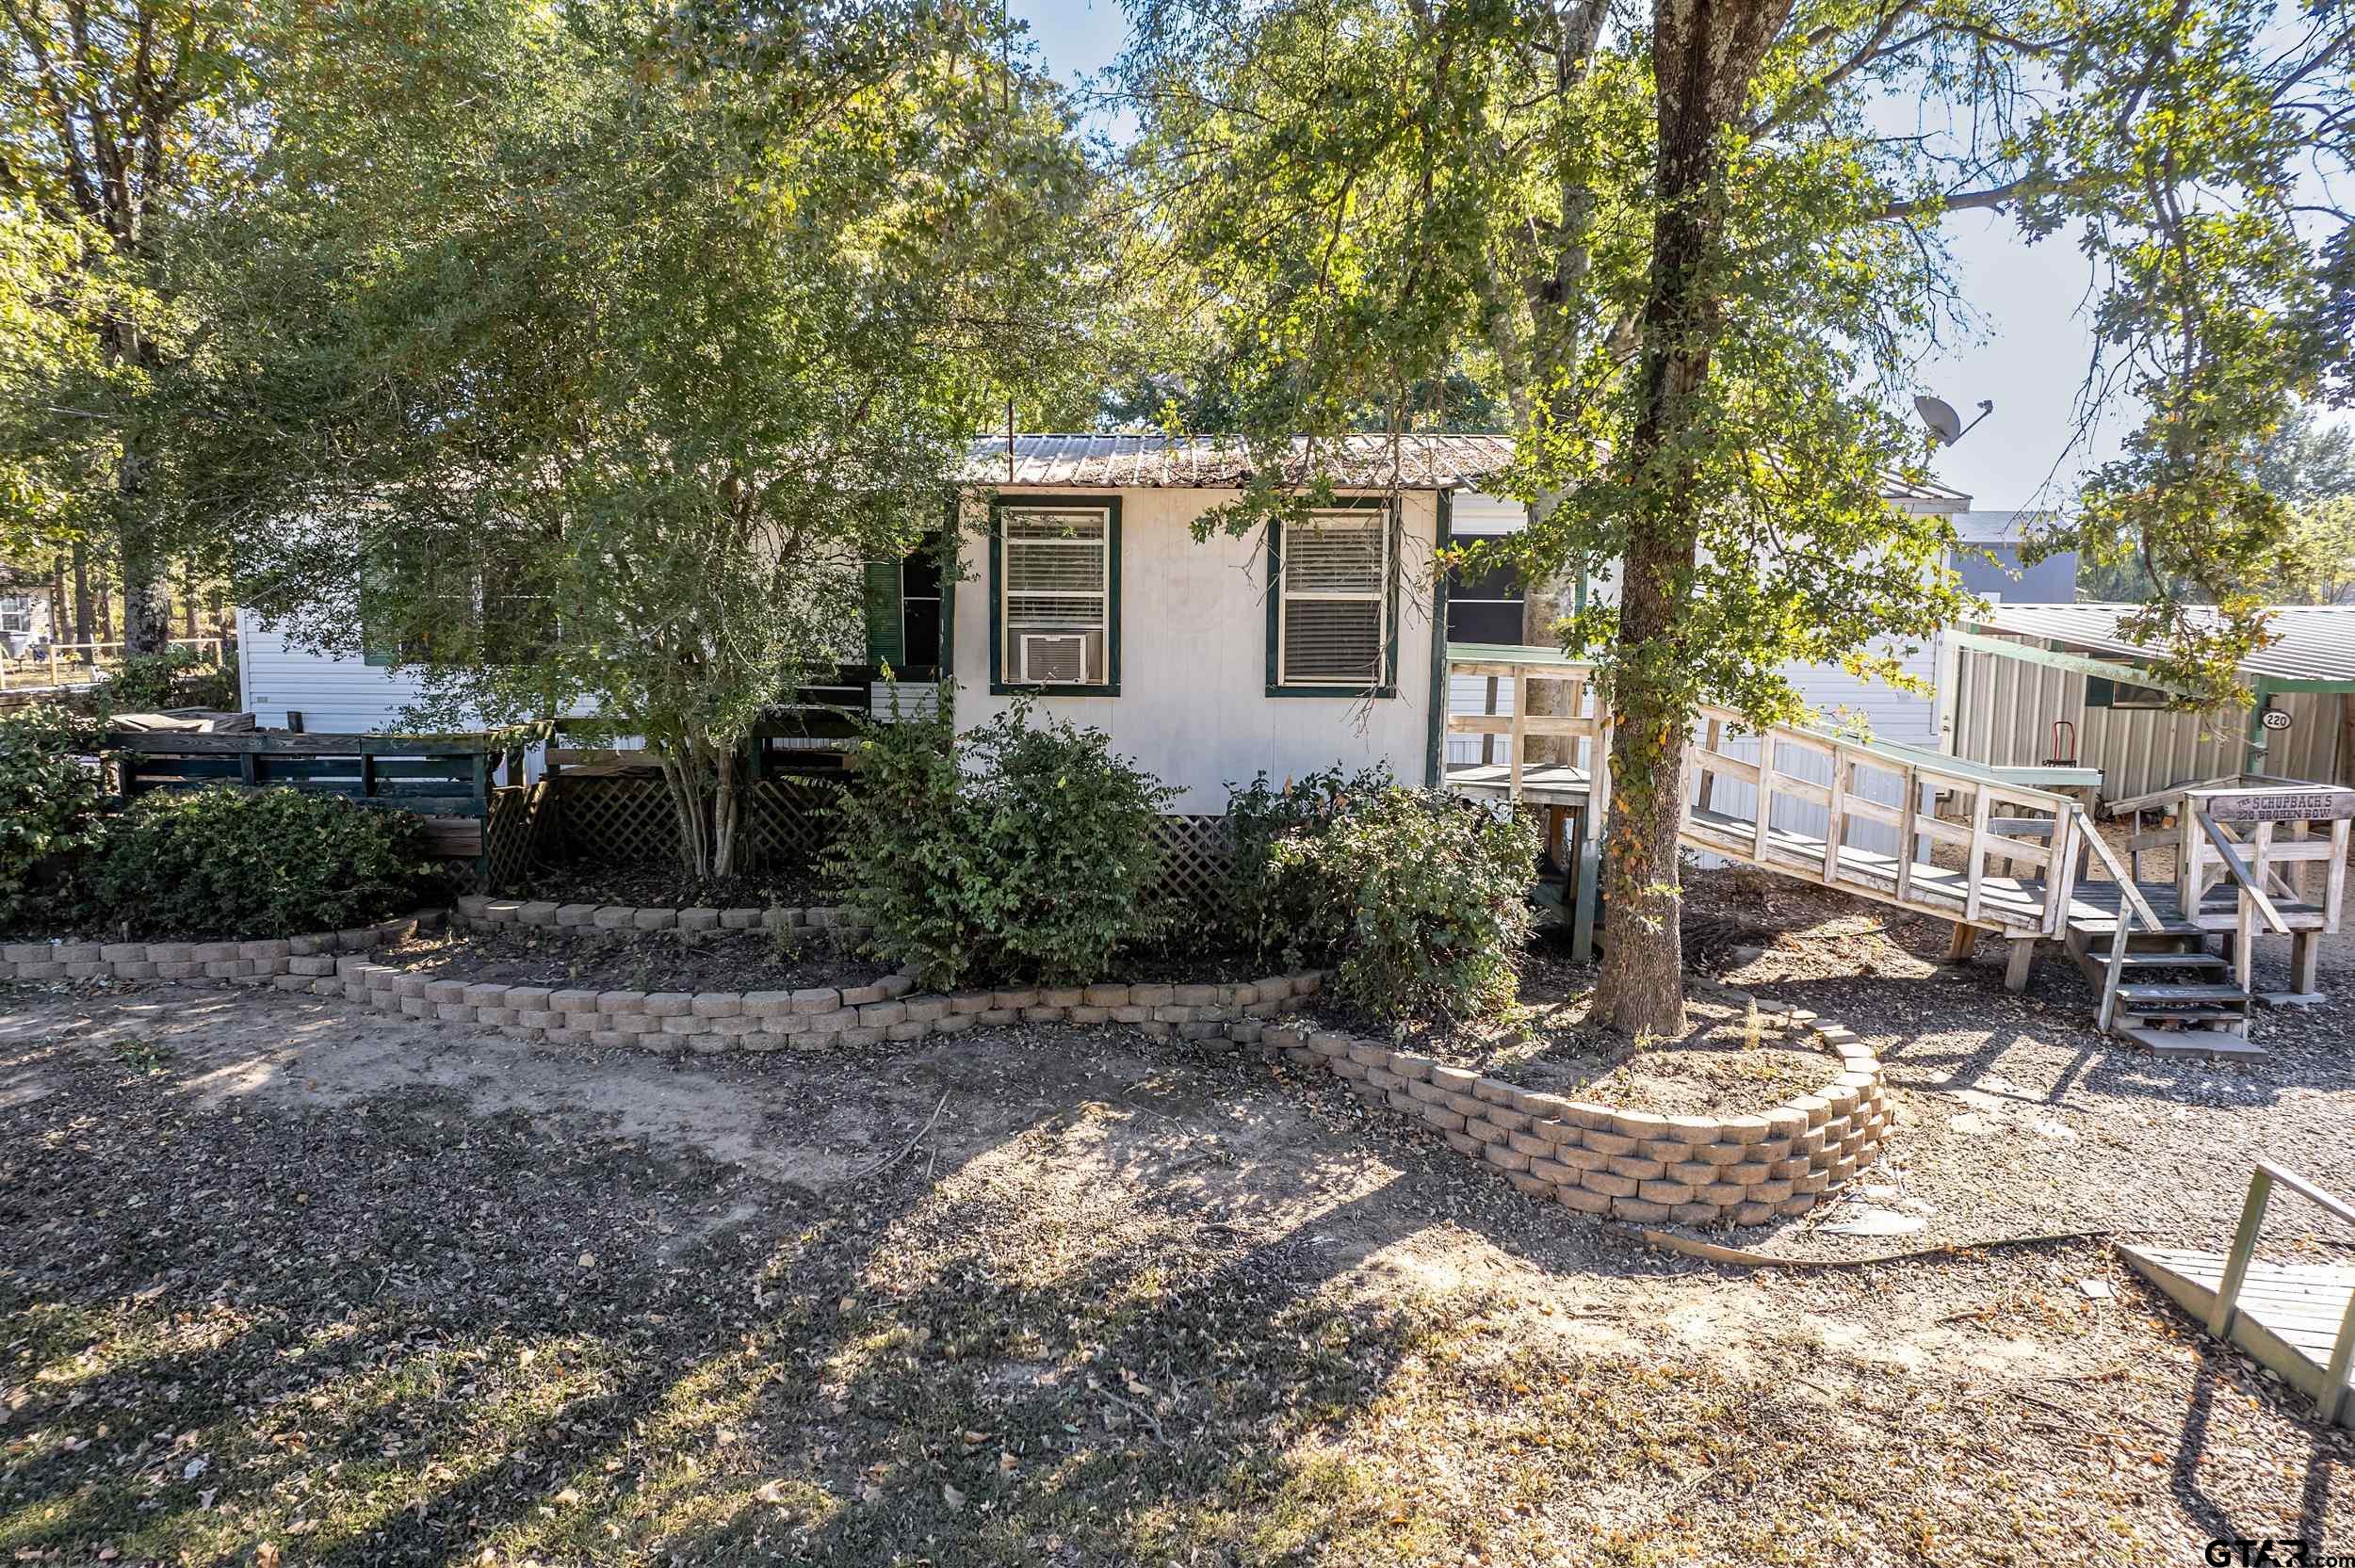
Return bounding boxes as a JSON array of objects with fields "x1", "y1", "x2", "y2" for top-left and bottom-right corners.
[
  {"x1": 379, "y1": 922, "x2": 897, "y2": 994},
  {"x1": 512, "y1": 862, "x2": 833, "y2": 913}
]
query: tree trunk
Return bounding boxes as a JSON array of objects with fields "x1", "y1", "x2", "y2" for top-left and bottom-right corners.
[
  {"x1": 1590, "y1": 0, "x2": 1795, "y2": 1037},
  {"x1": 659, "y1": 744, "x2": 708, "y2": 879},
  {"x1": 711, "y1": 748, "x2": 741, "y2": 879},
  {"x1": 119, "y1": 520, "x2": 172, "y2": 657},
  {"x1": 70, "y1": 542, "x2": 93, "y2": 649}
]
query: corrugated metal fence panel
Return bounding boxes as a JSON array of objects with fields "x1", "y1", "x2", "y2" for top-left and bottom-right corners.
[
  {"x1": 1953, "y1": 651, "x2": 2345, "y2": 800},
  {"x1": 2261, "y1": 691, "x2": 2340, "y2": 783}
]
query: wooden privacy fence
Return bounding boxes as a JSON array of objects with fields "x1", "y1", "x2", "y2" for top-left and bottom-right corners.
[{"x1": 108, "y1": 728, "x2": 532, "y2": 884}]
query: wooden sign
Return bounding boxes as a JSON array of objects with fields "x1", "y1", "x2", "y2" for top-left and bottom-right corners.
[{"x1": 2200, "y1": 787, "x2": 2355, "y2": 823}]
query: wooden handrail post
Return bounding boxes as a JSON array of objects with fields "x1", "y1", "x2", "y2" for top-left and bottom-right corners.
[
  {"x1": 2210, "y1": 1165, "x2": 2274, "y2": 1337},
  {"x1": 1507, "y1": 670, "x2": 1527, "y2": 803}
]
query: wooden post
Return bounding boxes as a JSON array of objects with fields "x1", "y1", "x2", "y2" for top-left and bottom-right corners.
[
  {"x1": 1820, "y1": 752, "x2": 1846, "y2": 884},
  {"x1": 1507, "y1": 670, "x2": 1526, "y2": 802},
  {"x1": 2209, "y1": 1167, "x2": 2275, "y2": 1337},
  {"x1": 1572, "y1": 702, "x2": 1608, "y2": 966},
  {"x1": 1697, "y1": 716, "x2": 1720, "y2": 812},
  {"x1": 1894, "y1": 765, "x2": 1918, "y2": 905},
  {"x1": 2003, "y1": 937, "x2": 2036, "y2": 994},
  {"x1": 1962, "y1": 784, "x2": 1992, "y2": 925},
  {"x1": 2328, "y1": 817, "x2": 2349, "y2": 933},
  {"x1": 2290, "y1": 932, "x2": 2321, "y2": 996},
  {"x1": 1946, "y1": 922, "x2": 1975, "y2": 964},
  {"x1": 1481, "y1": 675, "x2": 1498, "y2": 766}
]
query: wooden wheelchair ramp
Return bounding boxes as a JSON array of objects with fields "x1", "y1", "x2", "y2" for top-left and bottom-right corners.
[
  {"x1": 1677, "y1": 705, "x2": 2087, "y2": 942},
  {"x1": 2120, "y1": 1164, "x2": 2355, "y2": 1430}
]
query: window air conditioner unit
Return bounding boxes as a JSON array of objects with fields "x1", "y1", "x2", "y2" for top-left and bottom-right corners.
[{"x1": 1020, "y1": 633, "x2": 1087, "y2": 685}]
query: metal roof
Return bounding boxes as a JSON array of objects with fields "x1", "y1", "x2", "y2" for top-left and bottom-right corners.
[
  {"x1": 1968, "y1": 602, "x2": 2355, "y2": 686},
  {"x1": 961, "y1": 433, "x2": 1972, "y2": 506},
  {"x1": 961, "y1": 433, "x2": 1517, "y2": 490},
  {"x1": 1880, "y1": 474, "x2": 1973, "y2": 506}
]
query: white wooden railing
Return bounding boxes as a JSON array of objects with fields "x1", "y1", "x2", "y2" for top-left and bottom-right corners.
[
  {"x1": 1682, "y1": 708, "x2": 2087, "y2": 935},
  {"x1": 1443, "y1": 647, "x2": 2091, "y2": 938}
]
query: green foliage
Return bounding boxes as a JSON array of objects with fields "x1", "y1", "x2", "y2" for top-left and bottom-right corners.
[
  {"x1": 215, "y1": 0, "x2": 1099, "y2": 877},
  {"x1": 1222, "y1": 764, "x2": 1396, "y2": 959},
  {"x1": 824, "y1": 703, "x2": 1178, "y2": 991},
  {"x1": 1259, "y1": 788, "x2": 1536, "y2": 1021},
  {"x1": 81, "y1": 786, "x2": 432, "y2": 940},
  {"x1": 96, "y1": 645, "x2": 222, "y2": 715},
  {"x1": 0, "y1": 704, "x2": 106, "y2": 930}
]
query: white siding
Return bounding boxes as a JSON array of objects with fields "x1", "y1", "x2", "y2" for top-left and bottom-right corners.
[
  {"x1": 1450, "y1": 490, "x2": 1524, "y2": 537},
  {"x1": 953, "y1": 489, "x2": 1442, "y2": 811},
  {"x1": 236, "y1": 609, "x2": 431, "y2": 732}
]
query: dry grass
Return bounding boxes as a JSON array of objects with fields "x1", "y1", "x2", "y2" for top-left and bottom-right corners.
[{"x1": 3, "y1": 932, "x2": 2352, "y2": 1565}]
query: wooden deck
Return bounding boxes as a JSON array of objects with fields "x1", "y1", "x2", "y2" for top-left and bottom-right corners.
[
  {"x1": 2123, "y1": 1245, "x2": 2354, "y2": 1428},
  {"x1": 2055, "y1": 878, "x2": 2329, "y2": 936},
  {"x1": 1442, "y1": 762, "x2": 1592, "y2": 807}
]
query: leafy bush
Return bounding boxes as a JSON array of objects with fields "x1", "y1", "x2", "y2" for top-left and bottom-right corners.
[
  {"x1": 825, "y1": 702, "x2": 1178, "y2": 990},
  {"x1": 0, "y1": 705, "x2": 108, "y2": 931},
  {"x1": 81, "y1": 786, "x2": 435, "y2": 939},
  {"x1": 96, "y1": 645, "x2": 220, "y2": 715},
  {"x1": 1223, "y1": 764, "x2": 1395, "y2": 957},
  {"x1": 1255, "y1": 785, "x2": 1536, "y2": 1019}
]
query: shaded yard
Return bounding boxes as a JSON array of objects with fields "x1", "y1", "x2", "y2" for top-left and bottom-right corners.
[{"x1": 2, "y1": 934, "x2": 2351, "y2": 1565}]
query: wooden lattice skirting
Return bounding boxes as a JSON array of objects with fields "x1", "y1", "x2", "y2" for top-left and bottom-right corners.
[
  {"x1": 1150, "y1": 815, "x2": 1239, "y2": 923},
  {"x1": 547, "y1": 773, "x2": 846, "y2": 875}
]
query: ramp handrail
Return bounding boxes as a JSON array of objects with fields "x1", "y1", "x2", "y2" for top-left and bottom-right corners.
[
  {"x1": 2197, "y1": 810, "x2": 2294, "y2": 937},
  {"x1": 2212, "y1": 1160, "x2": 2355, "y2": 1425},
  {"x1": 2072, "y1": 806, "x2": 2165, "y2": 1034},
  {"x1": 1683, "y1": 707, "x2": 2083, "y2": 936}
]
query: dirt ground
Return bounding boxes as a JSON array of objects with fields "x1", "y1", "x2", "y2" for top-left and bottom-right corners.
[{"x1": 5, "y1": 885, "x2": 2353, "y2": 1568}]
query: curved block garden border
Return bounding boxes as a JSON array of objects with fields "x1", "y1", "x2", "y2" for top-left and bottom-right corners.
[
  {"x1": 4, "y1": 903, "x2": 1886, "y2": 1231},
  {"x1": 450, "y1": 894, "x2": 869, "y2": 942},
  {"x1": 1257, "y1": 1013, "x2": 1887, "y2": 1228}
]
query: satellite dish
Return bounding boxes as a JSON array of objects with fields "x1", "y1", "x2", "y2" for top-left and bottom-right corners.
[
  {"x1": 1914, "y1": 394, "x2": 1995, "y2": 446},
  {"x1": 1915, "y1": 396, "x2": 1962, "y2": 444}
]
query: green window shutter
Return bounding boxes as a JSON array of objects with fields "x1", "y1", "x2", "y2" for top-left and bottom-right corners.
[{"x1": 863, "y1": 558, "x2": 905, "y2": 669}]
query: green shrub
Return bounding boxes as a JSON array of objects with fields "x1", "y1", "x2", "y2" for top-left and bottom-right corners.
[
  {"x1": 96, "y1": 645, "x2": 217, "y2": 715},
  {"x1": 82, "y1": 785, "x2": 435, "y2": 939},
  {"x1": 824, "y1": 702, "x2": 1178, "y2": 990},
  {"x1": 1260, "y1": 786, "x2": 1536, "y2": 1020},
  {"x1": 1223, "y1": 764, "x2": 1395, "y2": 957},
  {"x1": 0, "y1": 705, "x2": 108, "y2": 931}
]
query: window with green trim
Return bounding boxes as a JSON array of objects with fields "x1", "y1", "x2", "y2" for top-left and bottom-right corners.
[
  {"x1": 1271, "y1": 507, "x2": 1397, "y2": 694},
  {"x1": 994, "y1": 501, "x2": 1117, "y2": 691}
]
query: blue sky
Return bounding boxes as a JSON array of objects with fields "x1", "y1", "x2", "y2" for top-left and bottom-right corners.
[{"x1": 1004, "y1": 0, "x2": 2130, "y2": 511}]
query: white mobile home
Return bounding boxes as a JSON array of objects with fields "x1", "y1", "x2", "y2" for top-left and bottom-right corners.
[
  {"x1": 942, "y1": 435, "x2": 1510, "y2": 809},
  {"x1": 233, "y1": 432, "x2": 1982, "y2": 824}
]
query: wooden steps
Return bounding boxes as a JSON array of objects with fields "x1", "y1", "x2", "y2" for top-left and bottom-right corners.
[
  {"x1": 2120, "y1": 1027, "x2": 2268, "y2": 1061},
  {"x1": 2093, "y1": 949, "x2": 2232, "y2": 974},
  {"x1": 2113, "y1": 981, "x2": 2253, "y2": 1006}
]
